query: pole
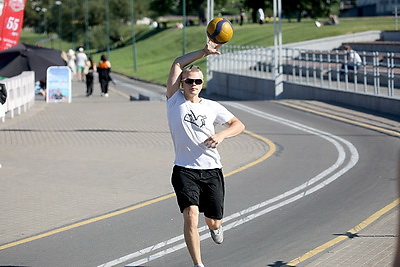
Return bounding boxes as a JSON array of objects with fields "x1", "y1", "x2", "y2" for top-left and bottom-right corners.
[
  {"x1": 273, "y1": 0, "x2": 283, "y2": 98},
  {"x1": 206, "y1": 0, "x2": 214, "y2": 23},
  {"x1": 182, "y1": 0, "x2": 186, "y2": 55},
  {"x1": 105, "y1": 0, "x2": 110, "y2": 59},
  {"x1": 59, "y1": 5, "x2": 61, "y2": 50},
  {"x1": 55, "y1": 1, "x2": 62, "y2": 50},
  {"x1": 206, "y1": 0, "x2": 214, "y2": 84},
  {"x1": 130, "y1": 0, "x2": 138, "y2": 72},
  {"x1": 84, "y1": 0, "x2": 89, "y2": 51},
  {"x1": 71, "y1": 3, "x2": 75, "y2": 49},
  {"x1": 35, "y1": 7, "x2": 41, "y2": 32},
  {"x1": 43, "y1": 8, "x2": 47, "y2": 35}
]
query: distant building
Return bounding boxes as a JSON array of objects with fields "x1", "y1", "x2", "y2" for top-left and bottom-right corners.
[{"x1": 341, "y1": 0, "x2": 399, "y2": 16}]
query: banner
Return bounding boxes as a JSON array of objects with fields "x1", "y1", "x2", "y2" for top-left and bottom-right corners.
[{"x1": 0, "y1": 0, "x2": 26, "y2": 51}]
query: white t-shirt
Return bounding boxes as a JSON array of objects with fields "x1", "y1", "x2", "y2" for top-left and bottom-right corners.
[
  {"x1": 167, "y1": 90, "x2": 234, "y2": 169},
  {"x1": 349, "y1": 50, "x2": 362, "y2": 65},
  {"x1": 76, "y1": 52, "x2": 88, "y2": 67}
]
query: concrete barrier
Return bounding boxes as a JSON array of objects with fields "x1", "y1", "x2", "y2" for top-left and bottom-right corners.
[
  {"x1": 281, "y1": 31, "x2": 381, "y2": 51},
  {"x1": 207, "y1": 71, "x2": 400, "y2": 117},
  {"x1": 283, "y1": 81, "x2": 400, "y2": 116},
  {"x1": 207, "y1": 72, "x2": 276, "y2": 100}
]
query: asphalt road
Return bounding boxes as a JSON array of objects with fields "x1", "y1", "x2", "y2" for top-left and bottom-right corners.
[{"x1": 0, "y1": 74, "x2": 398, "y2": 267}]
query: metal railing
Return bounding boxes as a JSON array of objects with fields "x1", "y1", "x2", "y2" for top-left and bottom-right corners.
[
  {"x1": 208, "y1": 45, "x2": 399, "y2": 98},
  {"x1": 1, "y1": 72, "x2": 35, "y2": 122}
]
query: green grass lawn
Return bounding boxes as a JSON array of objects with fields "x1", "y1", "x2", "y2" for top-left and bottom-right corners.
[{"x1": 21, "y1": 16, "x2": 397, "y2": 85}]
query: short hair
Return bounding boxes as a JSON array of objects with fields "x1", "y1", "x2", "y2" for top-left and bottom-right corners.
[{"x1": 182, "y1": 65, "x2": 203, "y2": 78}]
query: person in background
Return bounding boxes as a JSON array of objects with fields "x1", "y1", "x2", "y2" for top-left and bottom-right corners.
[
  {"x1": 97, "y1": 54, "x2": 111, "y2": 97},
  {"x1": 257, "y1": 8, "x2": 265, "y2": 24},
  {"x1": 76, "y1": 47, "x2": 88, "y2": 82},
  {"x1": 85, "y1": 56, "x2": 96, "y2": 97},
  {"x1": 341, "y1": 44, "x2": 362, "y2": 73},
  {"x1": 67, "y1": 49, "x2": 77, "y2": 78},
  {"x1": 315, "y1": 14, "x2": 339, "y2": 27},
  {"x1": 0, "y1": 83, "x2": 7, "y2": 119},
  {"x1": 240, "y1": 8, "x2": 246, "y2": 26}
]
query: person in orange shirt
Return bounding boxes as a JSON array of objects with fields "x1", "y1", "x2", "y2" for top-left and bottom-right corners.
[{"x1": 97, "y1": 54, "x2": 111, "y2": 97}]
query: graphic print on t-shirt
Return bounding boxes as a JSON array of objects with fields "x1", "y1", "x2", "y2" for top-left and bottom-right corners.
[{"x1": 184, "y1": 109, "x2": 207, "y2": 128}]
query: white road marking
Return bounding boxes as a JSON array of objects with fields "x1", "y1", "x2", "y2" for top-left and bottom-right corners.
[{"x1": 98, "y1": 103, "x2": 359, "y2": 267}]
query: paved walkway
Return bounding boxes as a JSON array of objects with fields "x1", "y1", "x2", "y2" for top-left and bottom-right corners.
[
  {"x1": 304, "y1": 208, "x2": 398, "y2": 267},
  {"x1": 0, "y1": 79, "x2": 268, "y2": 246},
  {"x1": 0, "y1": 78, "x2": 399, "y2": 266}
]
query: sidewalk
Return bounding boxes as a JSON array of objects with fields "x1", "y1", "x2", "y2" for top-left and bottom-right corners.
[
  {"x1": 304, "y1": 208, "x2": 398, "y2": 266},
  {"x1": 0, "y1": 78, "x2": 268, "y2": 247},
  {"x1": 0, "y1": 78, "x2": 399, "y2": 266}
]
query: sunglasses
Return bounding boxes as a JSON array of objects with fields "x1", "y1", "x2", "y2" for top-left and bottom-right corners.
[{"x1": 183, "y1": 78, "x2": 203, "y2": 85}]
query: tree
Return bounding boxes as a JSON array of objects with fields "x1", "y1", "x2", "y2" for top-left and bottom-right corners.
[
  {"x1": 240, "y1": 0, "x2": 340, "y2": 23},
  {"x1": 23, "y1": 0, "x2": 134, "y2": 50},
  {"x1": 149, "y1": 0, "x2": 228, "y2": 25},
  {"x1": 281, "y1": 0, "x2": 340, "y2": 22}
]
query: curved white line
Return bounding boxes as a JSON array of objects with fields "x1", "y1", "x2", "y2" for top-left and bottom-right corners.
[{"x1": 99, "y1": 103, "x2": 359, "y2": 267}]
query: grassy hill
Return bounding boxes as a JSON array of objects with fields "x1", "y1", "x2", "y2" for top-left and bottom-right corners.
[{"x1": 21, "y1": 16, "x2": 396, "y2": 85}]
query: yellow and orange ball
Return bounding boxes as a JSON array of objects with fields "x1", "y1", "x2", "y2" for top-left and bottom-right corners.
[{"x1": 206, "y1": 17, "x2": 234, "y2": 44}]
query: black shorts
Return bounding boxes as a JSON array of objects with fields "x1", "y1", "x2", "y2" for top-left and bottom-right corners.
[{"x1": 171, "y1": 165, "x2": 225, "y2": 220}]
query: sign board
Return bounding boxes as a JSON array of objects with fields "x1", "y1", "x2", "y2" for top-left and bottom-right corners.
[
  {"x1": 46, "y1": 66, "x2": 71, "y2": 103},
  {"x1": 0, "y1": 0, "x2": 26, "y2": 51}
]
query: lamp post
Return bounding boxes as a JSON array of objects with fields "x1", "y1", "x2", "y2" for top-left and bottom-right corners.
[
  {"x1": 85, "y1": 0, "x2": 89, "y2": 51},
  {"x1": 206, "y1": 0, "x2": 214, "y2": 24},
  {"x1": 35, "y1": 7, "x2": 42, "y2": 32},
  {"x1": 130, "y1": 0, "x2": 137, "y2": 72},
  {"x1": 71, "y1": 3, "x2": 76, "y2": 49},
  {"x1": 55, "y1": 1, "x2": 62, "y2": 50},
  {"x1": 182, "y1": 0, "x2": 186, "y2": 55},
  {"x1": 273, "y1": 0, "x2": 283, "y2": 98},
  {"x1": 42, "y1": 8, "x2": 47, "y2": 35},
  {"x1": 206, "y1": 0, "x2": 214, "y2": 82},
  {"x1": 105, "y1": 0, "x2": 110, "y2": 59},
  {"x1": 35, "y1": 7, "x2": 47, "y2": 34}
]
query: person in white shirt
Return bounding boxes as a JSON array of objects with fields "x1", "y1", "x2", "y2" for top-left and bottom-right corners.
[
  {"x1": 166, "y1": 40, "x2": 245, "y2": 267},
  {"x1": 67, "y1": 49, "x2": 76, "y2": 76},
  {"x1": 76, "y1": 47, "x2": 88, "y2": 82},
  {"x1": 257, "y1": 7, "x2": 265, "y2": 24},
  {"x1": 342, "y1": 44, "x2": 362, "y2": 72}
]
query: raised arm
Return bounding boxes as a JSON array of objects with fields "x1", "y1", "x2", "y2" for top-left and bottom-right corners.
[{"x1": 166, "y1": 40, "x2": 222, "y2": 99}]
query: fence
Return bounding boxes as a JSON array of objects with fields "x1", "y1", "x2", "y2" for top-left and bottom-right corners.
[
  {"x1": 0, "y1": 71, "x2": 35, "y2": 122},
  {"x1": 208, "y1": 45, "x2": 400, "y2": 99}
]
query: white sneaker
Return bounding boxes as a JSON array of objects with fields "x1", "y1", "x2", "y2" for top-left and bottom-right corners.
[
  {"x1": 104, "y1": 93, "x2": 109, "y2": 97},
  {"x1": 210, "y1": 226, "x2": 223, "y2": 244}
]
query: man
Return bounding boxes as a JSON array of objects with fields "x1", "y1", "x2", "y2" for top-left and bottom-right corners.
[{"x1": 166, "y1": 40, "x2": 245, "y2": 267}]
